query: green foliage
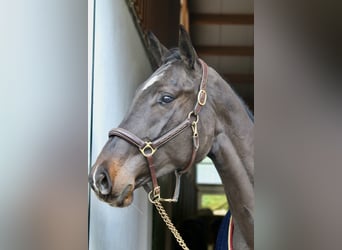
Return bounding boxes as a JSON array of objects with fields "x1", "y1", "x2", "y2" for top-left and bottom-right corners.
[{"x1": 201, "y1": 194, "x2": 229, "y2": 211}]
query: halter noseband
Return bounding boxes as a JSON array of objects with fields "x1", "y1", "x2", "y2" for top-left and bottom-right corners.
[{"x1": 108, "y1": 59, "x2": 208, "y2": 202}]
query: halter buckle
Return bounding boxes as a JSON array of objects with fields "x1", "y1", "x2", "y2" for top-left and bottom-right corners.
[
  {"x1": 197, "y1": 89, "x2": 207, "y2": 106},
  {"x1": 140, "y1": 142, "x2": 156, "y2": 157}
]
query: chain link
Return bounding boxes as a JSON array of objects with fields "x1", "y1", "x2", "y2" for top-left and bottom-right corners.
[{"x1": 152, "y1": 200, "x2": 190, "y2": 250}]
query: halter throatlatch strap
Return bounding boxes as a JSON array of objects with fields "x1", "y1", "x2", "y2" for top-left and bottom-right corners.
[{"x1": 108, "y1": 59, "x2": 208, "y2": 202}]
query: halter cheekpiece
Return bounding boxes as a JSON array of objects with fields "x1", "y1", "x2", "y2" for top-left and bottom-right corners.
[{"x1": 108, "y1": 58, "x2": 208, "y2": 203}]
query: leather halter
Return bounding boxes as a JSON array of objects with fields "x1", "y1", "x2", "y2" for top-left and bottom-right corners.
[{"x1": 108, "y1": 59, "x2": 208, "y2": 202}]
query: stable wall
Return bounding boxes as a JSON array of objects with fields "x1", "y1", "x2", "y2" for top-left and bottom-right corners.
[{"x1": 89, "y1": 1, "x2": 153, "y2": 249}]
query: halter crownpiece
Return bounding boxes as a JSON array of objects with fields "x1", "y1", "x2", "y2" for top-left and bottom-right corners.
[{"x1": 108, "y1": 58, "x2": 208, "y2": 201}]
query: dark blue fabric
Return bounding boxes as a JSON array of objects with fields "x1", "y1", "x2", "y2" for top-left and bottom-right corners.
[{"x1": 215, "y1": 210, "x2": 231, "y2": 250}]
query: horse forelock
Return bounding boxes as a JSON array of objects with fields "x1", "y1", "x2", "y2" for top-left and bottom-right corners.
[
  {"x1": 141, "y1": 62, "x2": 173, "y2": 91},
  {"x1": 162, "y1": 48, "x2": 181, "y2": 64},
  {"x1": 141, "y1": 49, "x2": 194, "y2": 92}
]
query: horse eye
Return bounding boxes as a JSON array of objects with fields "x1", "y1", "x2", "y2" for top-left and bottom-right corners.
[{"x1": 160, "y1": 95, "x2": 175, "y2": 104}]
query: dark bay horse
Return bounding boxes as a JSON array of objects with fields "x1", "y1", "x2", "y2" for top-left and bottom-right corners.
[{"x1": 88, "y1": 27, "x2": 254, "y2": 250}]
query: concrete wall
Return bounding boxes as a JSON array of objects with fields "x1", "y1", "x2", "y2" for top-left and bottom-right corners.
[{"x1": 89, "y1": 1, "x2": 152, "y2": 249}]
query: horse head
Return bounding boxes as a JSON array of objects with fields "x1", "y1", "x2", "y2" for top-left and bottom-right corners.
[{"x1": 88, "y1": 27, "x2": 215, "y2": 207}]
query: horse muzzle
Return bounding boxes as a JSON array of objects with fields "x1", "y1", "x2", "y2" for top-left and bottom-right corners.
[{"x1": 88, "y1": 165, "x2": 135, "y2": 207}]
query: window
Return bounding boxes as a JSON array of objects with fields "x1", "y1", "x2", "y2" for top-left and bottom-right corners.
[{"x1": 196, "y1": 157, "x2": 229, "y2": 216}]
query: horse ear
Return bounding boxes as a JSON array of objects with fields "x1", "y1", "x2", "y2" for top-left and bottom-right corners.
[
  {"x1": 178, "y1": 25, "x2": 198, "y2": 69},
  {"x1": 147, "y1": 31, "x2": 169, "y2": 67}
]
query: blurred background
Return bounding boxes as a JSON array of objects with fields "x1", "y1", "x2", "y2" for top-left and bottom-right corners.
[
  {"x1": 0, "y1": 0, "x2": 341, "y2": 250},
  {"x1": 0, "y1": 1, "x2": 88, "y2": 250}
]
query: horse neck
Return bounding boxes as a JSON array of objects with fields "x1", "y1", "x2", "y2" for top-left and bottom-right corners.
[
  {"x1": 208, "y1": 72, "x2": 254, "y2": 184},
  {"x1": 207, "y1": 68, "x2": 254, "y2": 248}
]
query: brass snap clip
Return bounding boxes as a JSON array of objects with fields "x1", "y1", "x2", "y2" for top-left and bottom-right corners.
[
  {"x1": 191, "y1": 120, "x2": 198, "y2": 138},
  {"x1": 188, "y1": 111, "x2": 199, "y2": 138},
  {"x1": 148, "y1": 186, "x2": 161, "y2": 203}
]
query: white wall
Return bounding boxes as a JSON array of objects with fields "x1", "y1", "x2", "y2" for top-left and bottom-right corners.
[{"x1": 89, "y1": 1, "x2": 152, "y2": 249}]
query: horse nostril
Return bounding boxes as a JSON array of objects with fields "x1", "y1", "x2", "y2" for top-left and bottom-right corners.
[{"x1": 95, "y1": 168, "x2": 112, "y2": 195}]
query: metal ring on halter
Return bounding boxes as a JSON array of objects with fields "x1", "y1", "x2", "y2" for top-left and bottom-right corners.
[
  {"x1": 187, "y1": 111, "x2": 199, "y2": 123},
  {"x1": 140, "y1": 142, "x2": 157, "y2": 157}
]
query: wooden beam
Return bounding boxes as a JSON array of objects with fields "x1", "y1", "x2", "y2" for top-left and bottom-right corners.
[
  {"x1": 195, "y1": 45, "x2": 253, "y2": 56},
  {"x1": 223, "y1": 74, "x2": 254, "y2": 84},
  {"x1": 190, "y1": 13, "x2": 254, "y2": 25}
]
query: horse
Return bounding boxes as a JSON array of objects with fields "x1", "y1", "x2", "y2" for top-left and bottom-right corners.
[{"x1": 88, "y1": 26, "x2": 254, "y2": 250}]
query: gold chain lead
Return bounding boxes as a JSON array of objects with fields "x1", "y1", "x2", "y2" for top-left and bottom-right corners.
[{"x1": 152, "y1": 200, "x2": 190, "y2": 250}]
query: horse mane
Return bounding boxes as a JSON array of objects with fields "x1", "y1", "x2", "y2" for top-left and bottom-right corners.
[
  {"x1": 240, "y1": 97, "x2": 254, "y2": 123},
  {"x1": 230, "y1": 84, "x2": 254, "y2": 123},
  {"x1": 246, "y1": 107, "x2": 254, "y2": 123},
  {"x1": 232, "y1": 90, "x2": 254, "y2": 123}
]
